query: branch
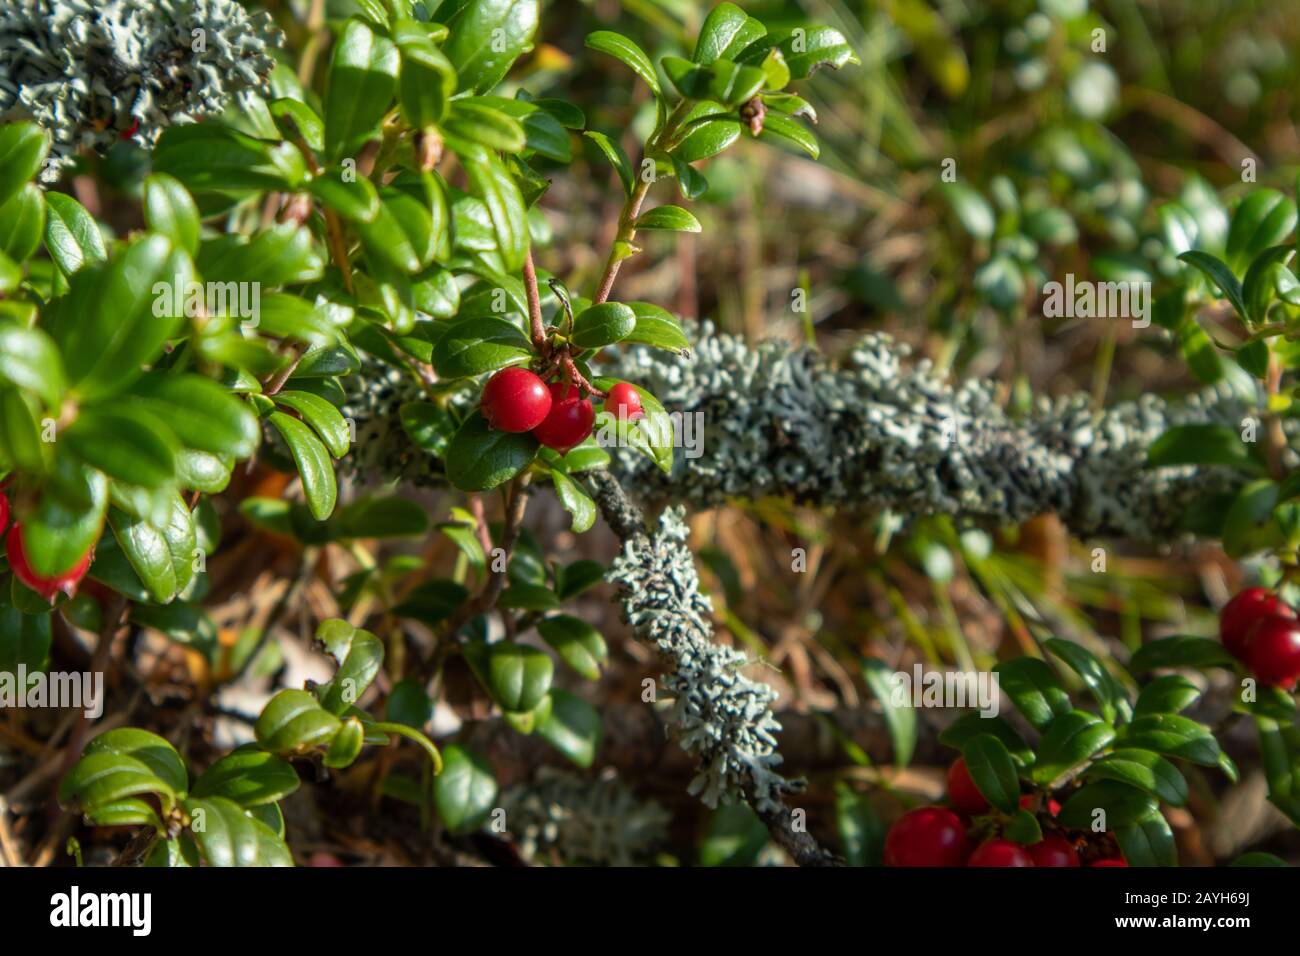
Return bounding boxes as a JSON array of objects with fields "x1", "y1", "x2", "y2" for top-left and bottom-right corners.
[{"x1": 586, "y1": 470, "x2": 840, "y2": 866}]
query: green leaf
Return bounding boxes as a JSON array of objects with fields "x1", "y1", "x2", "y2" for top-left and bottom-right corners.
[
  {"x1": 636, "y1": 205, "x2": 701, "y2": 233},
  {"x1": 46, "y1": 234, "x2": 193, "y2": 401},
  {"x1": 143, "y1": 174, "x2": 200, "y2": 256},
  {"x1": 82, "y1": 728, "x2": 188, "y2": 796},
  {"x1": 462, "y1": 152, "x2": 528, "y2": 272},
  {"x1": 757, "y1": 113, "x2": 818, "y2": 159},
  {"x1": 438, "y1": 0, "x2": 539, "y2": 94},
  {"x1": 584, "y1": 131, "x2": 634, "y2": 197},
  {"x1": 671, "y1": 155, "x2": 708, "y2": 201},
  {"x1": 466, "y1": 640, "x2": 553, "y2": 713},
  {"x1": 445, "y1": 414, "x2": 538, "y2": 491},
  {"x1": 1118, "y1": 713, "x2": 1225, "y2": 767},
  {"x1": 108, "y1": 497, "x2": 197, "y2": 605},
  {"x1": 445, "y1": 100, "x2": 527, "y2": 153},
  {"x1": 1223, "y1": 479, "x2": 1282, "y2": 558},
  {"x1": 127, "y1": 372, "x2": 260, "y2": 460},
  {"x1": 993, "y1": 657, "x2": 1071, "y2": 731},
  {"x1": 537, "y1": 614, "x2": 607, "y2": 680},
  {"x1": 198, "y1": 223, "x2": 326, "y2": 287},
  {"x1": 269, "y1": 97, "x2": 325, "y2": 152},
  {"x1": 1133, "y1": 675, "x2": 1202, "y2": 718},
  {"x1": 1003, "y1": 809, "x2": 1042, "y2": 846},
  {"x1": 1031, "y1": 710, "x2": 1116, "y2": 786},
  {"x1": 19, "y1": 464, "x2": 108, "y2": 578},
  {"x1": 498, "y1": 583, "x2": 559, "y2": 611},
  {"x1": 315, "y1": 626, "x2": 384, "y2": 715},
  {"x1": 555, "y1": 559, "x2": 605, "y2": 600},
  {"x1": 1226, "y1": 189, "x2": 1297, "y2": 271},
  {"x1": 192, "y1": 749, "x2": 300, "y2": 807},
  {"x1": 1046, "y1": 638, "x2": 1131, "y2": 723},
  {"x1": 308, "y1": 168, "x2": 381, "y2": 223},
  {"x1": 430, "y1": 316, "x2": 531, "y2": 378},
  {"x1": 751, "y1": 26, "x2": 860, "y2": 79},
  {"x1": 1057, "y1": 780, "x2": 1157, "y2": 830},
  {"x1": 940, "y1": 182, "x2": 994, "y2": 241},
  {"x1": 960, "y1": 734, "x2": 1021, "y2": 813},
  {"x1": 939, "y1": 713, "x2": 1034, "y2": 765},
  {"x1": 395, "y1": 18, "x2": 457, "y2": 127},
  {"x1": 255, "y1": 689, "x2": 344, "y2": 754},
  {"x1": 550, "y1": 469, "x2": 596, "y2": 533},
  {"x1": 66, "y1": 406, "x2": 178, "y2": 491},
  {"x1": 1128, "y1": 636, "x2": 1236, "y2": 674},
  {"x1": 699, "y1": 804, "x2": 768, "y2": 867},
  {"x1": 1178, "y1": 250, "x2": 1247, "y2": 319},
  {"x1": 860, "y1": 658, "x2": 917, "y2": 767},
  {"x1": 1146, "y1": 423, "x2": 1263, "y2": 473},
  {"x1": 44, "y1": 192, "x2": 107, "y2": 274},
  {"x1": 334, "y1": 496, "x2": 430, "y2": 539},
  {"x1": 572, "y1": 302, "x2": 636, "y2": 349},
  {"x1": 60, "y1": 753, "x2": 180, "y2": 816},
  {"x1": 672, "y1": 119, "x2": 742, "y2": 164},
  {"x1": 693, "y1": 3, "x2": 766, "y2": 64},
  {"x1": 835, "y1": 783, "x2": 884, "y2": 866},
  {"x1": 1242, "y1": 245, "x2": 1294, "y2": 324},
  {"x1": 0, "y1": 388, "x2": 47, "y2": 474},
  {"x1": 1176, "y1": 315, "x2": 1223, "y2": 383},
  {"x1": 0, "y1": 122, "x2": 48, "y2": 209},
  {"x1": 273, "y1": 391, "x2": 351, "y2": 458},
  {"x1": 623, "y1": 302, "x2": 690, "y2": 352},
  {"x1": 0, "y1": 183, "x2": 45, "y2": 262},
  {"x1": 433, "y1": 744, "x2": 498, "y2": 834},
  {"x1": 268, "y1": 412, "x2": 338, "y2": 520},
  {"x1": 1115, "y1": 809, "x2": 1177, "y2": 867},
  {"x1": 0, "y1": 598, "x2": 52, "y2": 674},
  {"x1": 323, "y1": 717, "x2": 366, "y2": 769},
  {"x1": 182, "y1": 796, "x2": 294, "y2": 866},
  {"x1": 586, "y1": 31, "x2": 661, "y2": 97},
  {"x1": 0, "y1": 324, "x2": 65, "y2": 410},
  {"x1": 537, "y1": 689, "x2": 602, "y2": 768},
  {"x1": 387, "y1": 679, "x2": 434, "y2": 729},
  {"x1": 1086, "y1": 750, "x2": 1188, "y2": 807},
  {"x1": 324, "y1": 18, "x2": 400, "y2": 159},
  {"x1": 153, "y1": 124, "x2": 306, "y2": 192}
]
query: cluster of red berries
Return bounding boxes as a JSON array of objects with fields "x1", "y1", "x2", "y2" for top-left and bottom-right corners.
[
  {"x1": 0, "y1": 488, "x2": 94, "y2": 604},
  {"x1": 882, "y1": 758, "x2": 1127, "y2": 867},
  {"x1": 1219, "y1": 587, "x2": 1300, "y2": 689},
  {"x1": 480, "y1": 368, "x2": 643, "y2": 452}
]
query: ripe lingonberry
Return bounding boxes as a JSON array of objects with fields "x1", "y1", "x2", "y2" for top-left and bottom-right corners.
[
  {"x1": 1020, "y1": 794, "x2": 1062, "y2": 817},
  {"x1": 1246, "y1": 616, "x2": 1300, "y2": 688},
  {"x1": 5, "y1": 524, "x2": 93, "y2": 604},
  {"x1": 1220, "y1": 588, "x2": 1295, "y2": 660},
  {"x1": 967, "y1": 838, "x2": 1034, "y2": 867},
  {"x1": 883, "y1": 806, "x2": 970, "y2": 867},
  {"x1": 1089, "y1": 857, "x2": 1128, "y2": 867},
  {"x1": 946, "y1": 757, "x2": 989, "y2": 815},
  {"x1": 1028, "y1": 834, "x2": 1079, "y2": 867},
  {"x1": 0, "y1": 489, "x2": 9, "y2": 534},
  {"x1": 480, "y1": 367, "x2": 552, "y2": 433},
  {"x1": 604, "y1": 382, "x2": 644, "y2": 421},
  {"x1": 531, "y1": 381, "x2": 594, "y2": 452}
]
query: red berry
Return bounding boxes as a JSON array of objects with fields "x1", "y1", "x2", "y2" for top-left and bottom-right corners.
[
  {"x1": 946, "y1": 757, "x2": 989, "y2": 815},
  {"x1": 883, "y1": 806, "x2": 970, "y2": 867},
  {"x1": 531, "y1": 382, "x2": 595, "y2": 452},
  {"x1": 481, "y1": 367, "x2": 552, "y2": 433},
  {"x1": 1028, "y1": 834, "x2": 1079, "y2": 867},
  {"x1": 1246, "y1": 616, "x2": 1300, "y2": 688},
  {"x1": 604, "y1": 382, "x2": 644, "y2": 421},
  {"x1": 1220, "y1": 588, "x2": 1295, "y2": 660},
  {"x1": 1090, "y1": 857, "x2": 1128, "y2": 867},
  {"x1": 0, "y1": 490, "x2": 9, "y2": 534},
  {"x1": 967, "y1": 838, "x2": 1034, "y2": 867},
  {"x1": 5, "y1": 524, "x2": 93, "y2": 604},
  {"x1": 1019, "y1": 794, "x2": 1062, "y2": 817},
  {"x1": 120, "y1": 116, "x2": 141, "y2": 140}
]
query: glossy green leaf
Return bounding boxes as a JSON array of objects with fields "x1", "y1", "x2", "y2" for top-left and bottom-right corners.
[
  {"x1": 586, "y1": 31, "x2": 661, "y2": 96},
  {"x1": 550, "y1": 469, "x2": 595, "y2": 533},
  {"x1": 182, "y1": 796, "x2": 294, "y2": 866},
  {"x1": 438, "y1": 0, "x2": 538, "y2": 94},
  {"x1": 108, "y1": 497, "x2": 197, "y2": 605},
  {"x1": 1178, "y1": 250, "x2": 1247, "y2": 319},
  {"x1": 324, "y1": 18, "x2": 400, "y2": 159},
  {"x1": 860, "y1": 657, "x2": 916, "y2": 767},
  {"x1": 1115, "y1": 809, "x2": 1177, "y2": 867},
  {"x1": 693, "y1": 3, "x2": 766, "y2": 64},
  {"x1": 255, "y1": 689, "x2": 343, "y2": 754},
  {"x1": 672, "y1": 119, "x2": 742, "y2": 163},
  {"x1": 623, "y1": 302, "x2": 690, "y2": 352},
  {"x1": 1086, "y1": 749, "x2": 1188, "y2": 807},
  {"x1": 960, "y1": 733, "x2": 1021, "y2": 813},
  {"x1": 66, "y1": 406, "x2": 179, "y2": 491},
  {"x1": 197, "y1": 222, "x2": 326, "y2": 287},
  {"x1": 395, "y1": 17, "x2": 457, "y2": 127},
  {"x1": 1118, "y1": 713, "x2": 1225, "y2": 767},
  {"x1": 153, "y1": 124, "x2": 307, "y2": 192},
  {"x1": 571, "y1": 302, "x2": 636, "y2": 349},
  {"x1": 433, "y1": 743, "x2": 497, "y2": 833},
  {"x1": 82, "y1": 728, "x2": 188, "y2": 795},
  {"x1": 1146, "y1": 423, "x2": 1263, "y2": 473},
  {"x1": 993, "y1": 657, "x2": 1071, "y2": 731},
  {"x1": 127, "y1": 372, "x2": 260, "y2": 460},
  {"x1": 1031, "y1": 710, "x2": 1115, "y2": 785},
  {"x1": 1133, "y1": 675, "x2": 1202, "y2": 718},
  {"x1": 537, "y1": 689, "x2": 602, "y2": 768},
  {"x1": 537, "y1": 614, "x2": 607, "y2": 680},
  {"x1": 273, "y1": 391, "x2": 351, "y2": 458},
  {"x1": 192, "y1": 748, "x2": 299, "y2": 807},
  {"x1": 467, "y1": 640, "x2": 553, "y2": 713},
  {"x1": 44, "y1": 192, "x2": 107, "y2": 273},
  {"x1": 1127, "y1": 636, "x2": 1236, "y2": 674},
  {"x1": 0, "y1": 122, "x2": 48, "y2": 209},
  {"x1": 316, "y1": 626, "x2": 384, "y2": 715},
  {"x1": 0, "y1": 324, "x2": 65, "y2": 409},
  {"x1": 1226, "y1": 189, "x2": 1297, "y2": 271},
  {"x1": 584, "y1": 131, "x2": 634, "y2": 196},
  {"x1": 1057, "y1": 780, "x2": 1157, "y2": 830},
  {"x1": 757, "y1": 112, "x2": 818, "y2": 159},
  {"x1": 143, "y1": 174, "x2": 200, "y2": 256},
  {"x1": 1046, "y1": 638, "x2": 1131, "y2": 723},
  {"x1": 431, "y1": 316, "x2": 532, "y2": 377},
  {"x1": 269, "y1": 412, "x2": 338, "y2": 520},
  {"x1": 444, "y1": 413, "x2": 539, "y2": 492},
  {"x1": 636, "y1": 205, "x2": 701, "y2": 233},
  {"x1": 0, "y1": 183, "x2": 45, "y2": 261}
]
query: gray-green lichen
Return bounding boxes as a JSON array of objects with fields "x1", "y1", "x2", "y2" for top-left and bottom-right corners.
[
  {"x1": 0, "y1": 0, "x2": 282, "y2": 181},
  {"x1": 603, "y1": 499, "x2": 800, "y2": 813},
  {"x1": 500, "y1": 767, "x2": 669, "y2": 866},
  {"x1": 342, "y1": 323, "x2": 1269, "y2": 541}
]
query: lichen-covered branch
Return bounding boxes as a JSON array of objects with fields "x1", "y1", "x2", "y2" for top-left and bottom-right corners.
[
  {"x1": 586, "y1": 471, "x2": 839, "y2": 867},
  {"x1": 601, "y1": 323, "x2": 1268, "y2": 540},
  {"x1": 345, "y1": 324, "x2": 1267, "y2": 540}
]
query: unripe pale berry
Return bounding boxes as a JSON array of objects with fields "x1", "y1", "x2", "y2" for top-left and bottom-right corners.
[
  {"x1": 883, "y1": 806, "x2": 970, "y2": 867},
  {"x1": 6, "y1": 523, "x2": 93, "y2": 604},
  {"x1": 967, "y1": 838, "x2": 1034, "y2": 867},
  {"x1": 1246, "y1": 616, "x2": 1300, "y2": 688},
  {"x1": 946, "y1": 757, "x2": 989, "y2": 815},
  {"x1": 1220, "y1": 587, "x2": 1295, "y2": 660},
  {"x1": 604, "y1": 382, "x2": 644, "y2": 421},
  {"x1": 481, "y1": 367, "x2": 552, "y2": 433},
  {"x1": 532, "y1": 381, "x2": 595, "y2": 452}
]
